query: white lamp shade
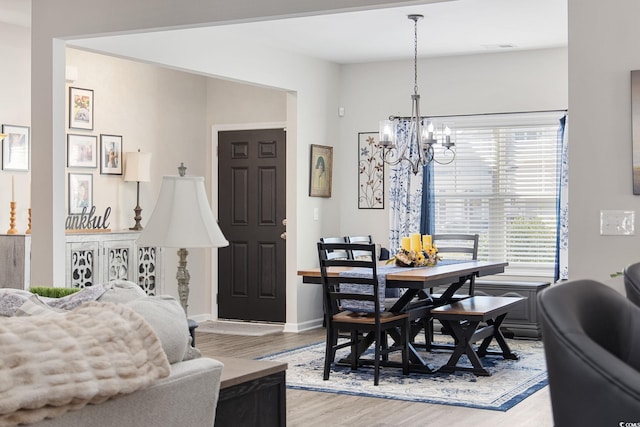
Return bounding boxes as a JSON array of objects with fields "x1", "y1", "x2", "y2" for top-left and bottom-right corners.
[
  {"x1": 137, "y1": 175, "x2": 229, "y2": 248},
  {"x1": 124, "y1": 151, "x2": 152, "y2": 182}
]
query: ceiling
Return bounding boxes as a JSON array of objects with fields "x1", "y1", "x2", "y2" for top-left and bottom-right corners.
[{"x1": 3, "y1": 0, "x2": 566, "y2": 64}]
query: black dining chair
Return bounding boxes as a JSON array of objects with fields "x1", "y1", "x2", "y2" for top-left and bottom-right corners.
[
  {"x1": 317, "y1": 241, "x2": 410, "y2": 386},
  {"x1": 538, "y1": 279, "x2": 640, "y2": 425}
]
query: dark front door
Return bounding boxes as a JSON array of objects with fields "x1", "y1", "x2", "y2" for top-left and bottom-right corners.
[{"x1": 217, "y1": 128, "x2": 287, "y2": 322}]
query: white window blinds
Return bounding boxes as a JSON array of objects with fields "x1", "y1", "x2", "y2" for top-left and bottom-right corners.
[{"x1": 432, "y1": 111, "x2": 564, "y2": 276}]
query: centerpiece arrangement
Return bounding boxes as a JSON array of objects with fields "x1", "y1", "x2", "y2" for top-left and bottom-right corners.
[{"x1": 388, "y1": 233, "x2": 440, "y2": 267}]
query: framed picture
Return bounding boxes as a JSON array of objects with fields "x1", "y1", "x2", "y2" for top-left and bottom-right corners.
[
  {"x1": 69, "y1": 87, "x2": 94, "y2": 130},
  {"x1": 358, "y1": 132, "x2": 384, "y2": 209},
  {"x1": 68, "y1": 173, "x2": 93, "y2": 214},
  {"x1": 309, "y1": 144, "x2": 333, "y2": 197},
  {"x1": 1, "y1": 124, "x2": 30, "y2": 171},
  {"x1": 67, "y1": 134, "x2": 97, "y2": 168},
  {"x1": 100, "y1": 134, "x2": 122, "y2": 175}
]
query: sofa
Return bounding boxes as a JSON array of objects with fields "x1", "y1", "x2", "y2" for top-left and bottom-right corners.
[
  {"x1": 0, "y1": 282, "x2": 224, "y2": 427},
  {"x1": 31, "y1": 357, "x2": 224, "y2": 427}
]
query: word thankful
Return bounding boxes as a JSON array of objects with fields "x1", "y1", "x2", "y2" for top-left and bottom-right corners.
[{"x1": 65, "y1": 206, "x2": 111, "y2": 230}]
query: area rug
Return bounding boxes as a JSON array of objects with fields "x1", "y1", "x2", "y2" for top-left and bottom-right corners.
[
  {"x1": 259, "y1": 336, "x2": 547, "y2": 411},
  {"x1": 197, "y1": 320, "x2": 283, "y2": 336}
]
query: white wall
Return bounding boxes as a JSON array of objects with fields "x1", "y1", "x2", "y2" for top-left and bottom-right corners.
[
  {"x1": 568, "y1": 0, "x2": 640, "y2": 282},
  {"x1": 62, "y1": 51, "x2": 294, "y2": 318},
  {"x1": 337, "y1": 47, "x2": 568, "y2": 251},
  {"x1": 0, "y1": 23, "x2": 30, "y2": 232},
  {"x1": 63, "y1": 49, "x2": 216, "y2": 314},
  {"x1": 74, "y1": 32, "x2": 343, "y2": 329},
  {"x1": 206, "y1": 79, "x2": 287, "y2": 125},
  {"x1": 65, "y1": 49, "x2": 208, "y2": 229},
  {"x1": 31, "y1": 0, "x2": 353, "y2": 329}
]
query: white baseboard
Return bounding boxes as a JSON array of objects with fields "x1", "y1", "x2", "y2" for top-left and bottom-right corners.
[{"x1": 284, "y1": 317, "x2": 323, "y2": 333}]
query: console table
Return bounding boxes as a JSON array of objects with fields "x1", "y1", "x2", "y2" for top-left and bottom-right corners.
[
  {"x1": 0, "y1": 231, "x2": 161, "y2": 294},
  {"x1": 214, "y1": 356, "x2": 287, "y2": 427}
]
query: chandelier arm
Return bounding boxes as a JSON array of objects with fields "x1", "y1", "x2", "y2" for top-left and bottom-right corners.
[{"x1": 431, "y1": 146, "x2": 456, "y2": 165}]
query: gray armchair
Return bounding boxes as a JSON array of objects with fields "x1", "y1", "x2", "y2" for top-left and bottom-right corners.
[
  {"x1": 537, "y1": 279, "x2": 640, "y2": 426},
  {"x1": 624, "y1": 261, "x2": 640, "y2": 306}
]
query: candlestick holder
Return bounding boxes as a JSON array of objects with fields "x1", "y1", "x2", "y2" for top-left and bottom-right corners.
[
  {"x1": 7, "y1": 201, "x2": 18, "y2": 235},
  {"x1": 25, "y1": 208, "x2": 31, "y2": 234}
]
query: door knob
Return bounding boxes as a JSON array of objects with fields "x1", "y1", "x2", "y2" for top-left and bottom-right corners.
[{"x1": 280, "y1": 232, "x2": 287, "y2": 240}]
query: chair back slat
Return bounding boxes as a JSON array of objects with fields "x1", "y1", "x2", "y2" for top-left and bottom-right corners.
[
  {"x1": 347, "y1": 235, "x2": 374, "y2": 259},
  {"x1": 432, "y1": 234, "x2": 479, "y2": 260},
  {"x1": 320, "y1": 237, "x2": 350, "y2": 260}
]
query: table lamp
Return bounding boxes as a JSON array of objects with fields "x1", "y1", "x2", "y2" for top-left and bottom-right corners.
[
  {"x1": 137, "y1": 163, "x2": 229, "y2": 315},
  {"x1": 124, "y1": 149, "x2": 152, "y2": 230}
]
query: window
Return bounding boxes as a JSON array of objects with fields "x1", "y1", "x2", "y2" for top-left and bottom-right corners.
[{"x1": 432, "y1": 112, "x2": 564, "y2": 276}]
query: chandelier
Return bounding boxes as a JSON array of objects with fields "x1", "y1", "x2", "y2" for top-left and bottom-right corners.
[{"x1": 379, "y1": 14, "x2": 456, "y2": 175}]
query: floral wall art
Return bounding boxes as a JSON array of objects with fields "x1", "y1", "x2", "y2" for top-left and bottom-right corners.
[{"x1": 358, "y1": 132, "x2": 384, "y2": 209}]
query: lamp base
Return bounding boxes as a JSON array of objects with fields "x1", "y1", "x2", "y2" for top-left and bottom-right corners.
[
  {"x1": 177, "y1": 248, "x2": 191, "y2": 314},
  {"x1": 129, "y1": 205, "x2": 143, "y2": 231}
]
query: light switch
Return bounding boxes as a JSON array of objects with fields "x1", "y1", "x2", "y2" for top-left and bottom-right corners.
[
  {"x1": 313, "y1": 207, "x2": 319, "y2": 221},
  {"x1": 600, "y1": 210, "x2": 635, "y2": 235}
]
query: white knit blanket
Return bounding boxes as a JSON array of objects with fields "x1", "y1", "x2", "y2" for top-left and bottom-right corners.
[{"x1": 0, "y1": 302, "x2": 170, "y2": 426}]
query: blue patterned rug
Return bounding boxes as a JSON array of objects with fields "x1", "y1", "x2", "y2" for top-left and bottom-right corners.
[{"x1": 259, "y1": 335, "x2": 547, "y2": 411}]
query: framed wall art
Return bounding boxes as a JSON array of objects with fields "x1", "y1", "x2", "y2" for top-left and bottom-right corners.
[
  {"x1": 100, "y1": 134, "x2": 122, "y2": 175},
  {"x1": 68, "y1": 172, "x2": 93, "y2": 214},
  {"x1": 2, "y1": 124, "x2": 30, "y2": 171},
  {"x1": 358, "y1": 132, "x2": 384, "y2": 209},
  {"x1": 67, "y1": 134, "x2": 97, "y2": 168},
  {"x1": 69, "y1": 87, "x2": 94, "y2": 130},
  {"x1": 309, "y1": 144, "x2": 333, "y2": 197}
]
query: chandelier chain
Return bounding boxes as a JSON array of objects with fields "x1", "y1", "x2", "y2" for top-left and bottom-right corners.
[{"x1": 413, "y1": 16, "x2": 418, "y2": 95}]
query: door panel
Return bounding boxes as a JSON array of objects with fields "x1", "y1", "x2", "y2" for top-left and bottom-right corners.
[{"x1": 218, "y1": 128, "x2": 286, "y2": 322}]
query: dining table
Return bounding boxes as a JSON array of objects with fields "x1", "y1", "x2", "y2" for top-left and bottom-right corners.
[{"x1": 297, "y1": 259, "x2": 509, "y2": 373}]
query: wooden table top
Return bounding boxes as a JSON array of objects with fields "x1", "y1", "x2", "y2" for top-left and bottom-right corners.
[
  {"x1": 215, "y1": 356, "x2": 287, "y2": 390},
  {"x1": 298, "y1": 260, "x2": 508, "y2": 288}
]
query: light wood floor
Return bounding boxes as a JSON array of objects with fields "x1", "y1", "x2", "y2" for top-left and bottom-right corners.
[{"x1": 196, "y1": 328, "x2": 554, "y2": 427}]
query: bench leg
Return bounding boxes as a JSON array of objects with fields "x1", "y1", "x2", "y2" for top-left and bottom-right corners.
[
  {"x1": 476, "y1": 313, "x2": 519, "y2": 360},
  {"x1": 437, "y1": 320, "x2": 491, "y2": 376}
]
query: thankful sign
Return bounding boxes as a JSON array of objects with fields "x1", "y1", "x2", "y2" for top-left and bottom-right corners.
[{"x1": 65, "y1": 206, "x2": 111, "y2": 231}]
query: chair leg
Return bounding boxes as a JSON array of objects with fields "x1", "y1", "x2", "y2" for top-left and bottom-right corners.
[
  {"x1": 350, "y1": 330, "x2": 359, "y2": 371},
  {"x1": 374, "y1": 328, "x2": 381, "y2": 386},
  {"x1": 381, "y1": 331, "x2": 389, "y2": 361},
  {"x1": 324, "y1": 321, "x2": 337, "y2": 381},
  {"x1": 425, "y1": 316, "x2": 433, "y2": 351},
  {"x1": 402, "y1": 319, "x2": 410, "y2": 375}
]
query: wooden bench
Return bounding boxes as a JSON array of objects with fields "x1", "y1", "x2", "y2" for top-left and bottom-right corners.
[
  {"x1": 214, "y1": 356, "x2": 287, "y2": 427},
  {"x1": 430, "y1": 296, "x2": 525, "y2": 376}
]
